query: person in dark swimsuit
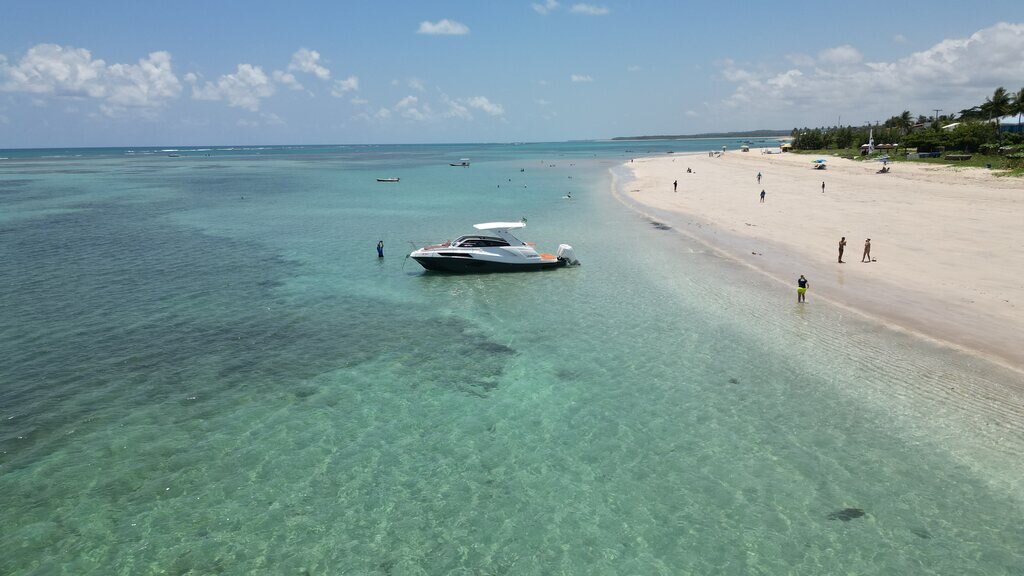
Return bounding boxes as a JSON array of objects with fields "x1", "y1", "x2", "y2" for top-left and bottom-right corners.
[{"x1": 838, "y1": 236, "x2": 846, "y2": 263}]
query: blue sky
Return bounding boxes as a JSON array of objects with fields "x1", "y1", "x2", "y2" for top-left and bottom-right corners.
[{"x1": 1, "y1": 1, "x2": 1022, "y2": 147}]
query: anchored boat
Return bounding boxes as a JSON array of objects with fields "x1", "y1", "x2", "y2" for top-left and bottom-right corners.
[{"x1": 410, "y1": 221, "x2": 578, "y2": 273}]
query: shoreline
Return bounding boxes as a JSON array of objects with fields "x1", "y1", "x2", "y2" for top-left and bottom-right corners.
[{"x1": 615, "y1": 149, "x2": 1024, "y2": 375}]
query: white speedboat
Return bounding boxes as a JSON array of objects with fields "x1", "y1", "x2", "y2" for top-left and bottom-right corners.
[
  {"x1": 450, "y1": 158, "x2": 470, "y2": 167},
  {"x1": 410, "y1": 221, "x2": 578, "y2": 273}
]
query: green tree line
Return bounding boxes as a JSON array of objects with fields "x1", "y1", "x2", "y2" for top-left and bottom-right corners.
[{"x1": 790, "y1": 86, "x2": 1024, "y2": 153}]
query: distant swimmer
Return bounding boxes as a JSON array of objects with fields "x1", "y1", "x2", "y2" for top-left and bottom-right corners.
[
  {"x1": 563, "y1": 192, "x2": 572, "y2": 199},
  {"x1": 797, "y1": 275, "x2": 809, "y2": 303}
]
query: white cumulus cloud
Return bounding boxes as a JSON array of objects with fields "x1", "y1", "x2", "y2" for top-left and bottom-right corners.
[
  {"x1": 818, "y1": 45, "x2": 863, "y2": 66},
  {"x1": 192, "y1": 64, "x2": 275, "y2": 111},
  {"x1": 417, "y1": 19, "x2": 470, "y2": 35},
  {"x1": 0, "y1": 44, "x2": 181, "y2": 110},
  {"x1": 444, "y1": 98, "x2": 472, "y2": 120},
  {"x1": 331, "y1": 75, "x2": 359, "y2": 97},
  {"x1": 288, "y1": 48, "x2": 330, "y2": 80},
  {"x1": 272, "y1": 70, "x2": 303, "y2": 90},
  {"x1": 394, "y1": 94, "x2": 431, "y2": 120},
  {"x1": 570, "y1": 3, "x2": 609, "y2": 15},
  {"x1": 105, "y1": 51, "x2": 181, "y2": 107},
  {"x1": 464, "y1": 96, "x2": 504, "y2": 116},
  {"x1": 570, "y1": 74, "x2": 593, "y2": 82},
  {"x1": 532, "y1": 0, "x2": 560, "y2": 14},
  {"x1": 719, "y1": 22, "x2": 1024, "y2": 126}
]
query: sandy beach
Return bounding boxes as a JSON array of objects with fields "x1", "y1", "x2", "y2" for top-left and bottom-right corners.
[{"x1": 622, "y1": 149, "x2": 1024, "y2": 372}]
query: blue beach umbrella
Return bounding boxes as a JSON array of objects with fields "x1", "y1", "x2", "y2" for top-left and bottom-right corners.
[{"x1": 813, "y1": 159, "x2": 827, "y2": 163}]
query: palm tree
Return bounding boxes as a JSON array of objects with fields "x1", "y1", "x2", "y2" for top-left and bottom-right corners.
[
  {"x1": 1012, "y1": 87, "x2": 1024, "y2": 128},
  {"x1": 959, "y1": 106, "x2": 982, "y2": 121},
  {"x1": 898, "y1": 110, "x2": 913, "y2": 135},
  {"x1": 987, "y1": 87, "x2": 1011, "y2": 141}
]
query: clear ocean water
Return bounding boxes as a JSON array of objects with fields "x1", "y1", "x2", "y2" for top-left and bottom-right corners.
[{"x1": 1, "y1": 141, "x2": 1022, "y2": 575}]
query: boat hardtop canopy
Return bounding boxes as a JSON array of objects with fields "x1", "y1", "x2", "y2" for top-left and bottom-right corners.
[
  {"x1": 465, "y1": 221, "x2": 528, "y2": 246},
  {"x1": 473, "y1": 222, "x2": 526, "y2": 231}
]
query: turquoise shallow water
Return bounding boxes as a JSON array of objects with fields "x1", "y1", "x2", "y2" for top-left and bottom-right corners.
[{"x1": 1, "y1": 142, "x2": 1023, "y2": 574}]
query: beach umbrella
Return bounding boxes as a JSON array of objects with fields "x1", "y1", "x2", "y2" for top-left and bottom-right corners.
[{"x1": 813, "y1": 159, "x2": 827, "y2": 163}]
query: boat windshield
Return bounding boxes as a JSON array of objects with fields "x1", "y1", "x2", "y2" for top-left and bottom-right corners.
[{"x1": 452, "y1": 235, "x2": 511, "y2": 248}]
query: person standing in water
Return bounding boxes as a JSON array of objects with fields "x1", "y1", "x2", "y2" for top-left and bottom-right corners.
[
  {"x1": 861, "y1": 238, "x2": 872, "y2": 262},
  {"x1": 797, "y1": 275, "x2": 809, "y2": 303},
  {"x1": 838, "y1": 236, "x2": 847, "y2": 263},
  {"x1": 377, "y1": 240, "x2": 384, "y2": 258}
]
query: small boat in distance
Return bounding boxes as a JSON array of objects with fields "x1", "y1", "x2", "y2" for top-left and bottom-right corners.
[
  {"x1": 410, "y1": 221, "x2": 579, "y2": 273},
  {"x1": 449, "y1": 158, "x2": 470, "y2": 167},
  {"x1": 376, "y1": 177, "x2": 400, "y2": 183}
]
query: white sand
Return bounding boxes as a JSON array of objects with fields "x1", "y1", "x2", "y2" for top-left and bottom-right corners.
[{"x1": 623, "y1": 149, "x2": 1024, "y2": 371}]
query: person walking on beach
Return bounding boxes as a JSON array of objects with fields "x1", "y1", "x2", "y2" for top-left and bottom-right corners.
[
  {"x1": 822, "y1": 181, "x2": 826, "y2": 193},
  {"x1": 797, "y1": 275, "x2": 809, "y2": 303},
  {"x1": 757, "y1": 172, "x2": 762, "y2": 184},
  {"x1": 673, "y1": 180, "x2": 678, "y2": 192},
  {"x1": 759, "y1": 189, "x2": 766, "y2": 203},
  {"x1": 861, "y1": 238, "x2": 872, "y2": 262},
  {"x1": 838, "y1": 236, "x2": 847, "y2": 263}
]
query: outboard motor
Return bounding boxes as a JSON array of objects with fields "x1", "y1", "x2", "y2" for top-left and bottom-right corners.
[{"x1": 556, "y1": 244, "x2": 579, "y2": 266}]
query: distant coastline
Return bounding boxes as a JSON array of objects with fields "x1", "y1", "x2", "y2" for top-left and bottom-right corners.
[{"x1": 612, "y1": 130, "x2": 791, "y2": 141}]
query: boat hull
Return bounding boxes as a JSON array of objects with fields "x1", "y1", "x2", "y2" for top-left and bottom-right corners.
[{"x1": 412, "y1": 256, "x2": 566, "y2": 273}]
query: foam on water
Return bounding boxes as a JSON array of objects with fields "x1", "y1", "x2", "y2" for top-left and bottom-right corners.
[{"x1": 1, "y1": 143, "x2": 1022, "y2": 574}]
